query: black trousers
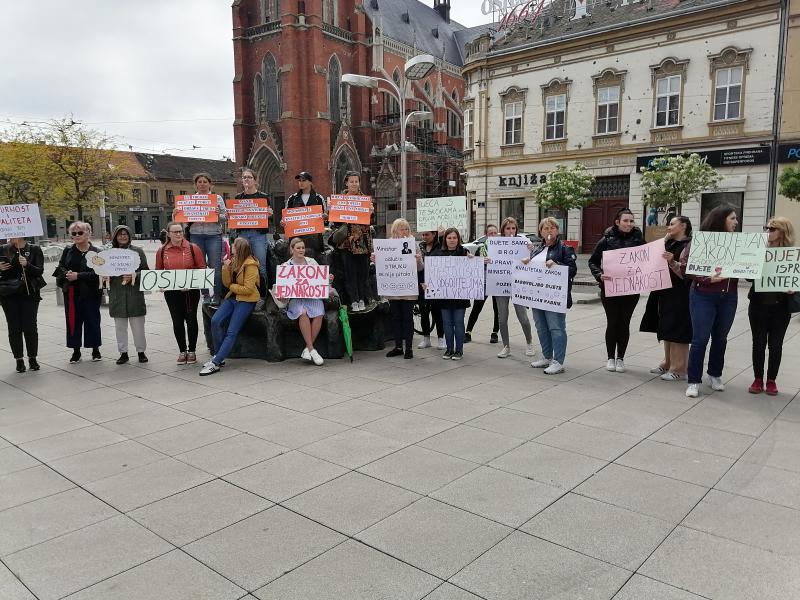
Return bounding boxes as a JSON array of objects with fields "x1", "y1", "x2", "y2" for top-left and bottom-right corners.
[
  {"x1": 1, "y1": 295, "x2": 39, "y2": 358},
  {"x1": 342, "y1": 252, "x2": 369, "y2": 304},
  {"x1": 418, "y1": 293, "x2": 443, "y2": 337},
  {"x1": 749, "y1": 302, "x2": 791, "y2": 380},
  {"x1": 466, "y1": 297, "x2": 499, "y2": 333},
  {"x1": 389, "y1": 299, "x2": 415, "y2": 350},
  {"x1": 64, "y1": 288, "x2": 102, "y2": 350},
  {"x1": 164, "y1": 290, "x2": 201, "y2": 352},
  {"x1": 601, "y1": 292, "x2": 640, "y2": 359}
]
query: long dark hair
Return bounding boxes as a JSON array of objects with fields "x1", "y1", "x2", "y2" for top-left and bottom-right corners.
[
  {"x1": 442, "y1": 227, "x2": 463, "y2": 248},
  {"x1": 701, "y1": 205, "x2": 737, "y2": 232}
]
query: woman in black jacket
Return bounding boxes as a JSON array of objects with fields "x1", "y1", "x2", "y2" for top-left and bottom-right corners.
[
  {"x1": 0, "y1": 238, "x2": 45, "y2": 372},
  {"x1": 588, "y1": 208, "x2": 645, "y2": 373}
]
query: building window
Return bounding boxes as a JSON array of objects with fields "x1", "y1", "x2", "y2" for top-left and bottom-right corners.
[
  {"x1": 254, "y1": 73, "x2": 264, "y2": 121},
  {"x1": 261, "y1": 0, "x2": 279, "y2": 22},
  {"x1": 263, "y1": 54, "x2": 280, "y2": 121},
  {"x1": 464, "y1": 107, "x2": 473, "y2": 150},
  {"x1": 447, "y1": 110, "x2": 462, "y2": 138},
  {"x1": 545, "y1": 94, "x2": 566, "y2": 140},
  {"x1": 132, "y1": 189, "x2": 141, "y2": 203},
  {"x1": 451, "y1": 89, "x2": 458, "y2": 103},
  {"x1": 328, "y1": 55, "x2": 341, "y2": 123},
  {"x1": 150, "y1": 189, "x2": 158, "y2": 204},
  {"x1": 504, "y1": 101, "x2": 522, "y2": 145},
  {"x1": 500, "y1": 198, "x2": 525, "y2": 226},
  {"x1": 655, "y1": 75, "x2": 681, "y2": 127},
  {"x1": 596, "y1": 86, "x2": 620, "y2": 134},
  {"x1": 323, "y1": 0, "x2": 335, "y2": 24},
  {"x1": 166, "y1": 190, "x2": 174, "y2": 204},
  {"x1": 713, "y1": 66, "x2": 743, "y2": 121},
  {"x1": 424, "y1": 81, "x2": 432, "y2": 98},
  {"x1": 179, "y1": 190, "x2": 187, "y2": 196}
]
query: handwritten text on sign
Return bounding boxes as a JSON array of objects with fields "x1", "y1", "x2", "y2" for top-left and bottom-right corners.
[
  {"x1": 85, "y1": 249, "x2": 141, "y2": 277},
  {"x1": 227, "y1": 197, "x2": 272, "y2": 229},
  {"x1": 512, "y1": 263, "x2": 569, "y2": 313},
  {"x1": 603, "y1": 239, "x2": 671, "y2": 297},
  {"x1": 139, "y1": 269, "x2": 215, "y2": 291},
  {"x1": 686, "y1": 232, "x2": 768, "y2": 278},
  {"x1": 424, "y1": 256, "x2": 484, "y2": 300},
  {"x1": 275, "y1": 263, "x2": 330, "y2": 298},
  {"x1": 374, "y1": 237, "x2": 418, "y2": 297},
  {"x1": 416, "y1": 197, "x2": 468, "y2": 234},
  {"x1": 328, "y1": 195, "x2": 372, "y2": 225},
  {"x1": 0, "y1": 204, "x2": 43, "y2": 238},
  {"x1": 755, "y1": 247, "x2": 800, "y2": 292},
  {"x1": 174, "y1": 195, "x2": 220, "y2": 223},
  {"x1": 282, "y1": 205, "x2": 325, "y2": 237},
  {"x1": 486, "y1": 237, "x2": 530, "y2": 296}
]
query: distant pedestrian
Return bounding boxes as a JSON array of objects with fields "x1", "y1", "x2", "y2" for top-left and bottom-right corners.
[
  {"x1": 107, "y1": 225, "x2": 149, "y2": 365},
  {"x1": 417, "y1": 230, "x2": 445, "y2": 349},
  {"x1": 465, "y1": 223, "x2": 500, "y2": 344},
  {"x1": 494, "y1": 217, "x2": 535, "y2": 359}
]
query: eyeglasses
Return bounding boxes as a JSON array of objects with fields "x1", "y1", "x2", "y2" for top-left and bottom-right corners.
[
  {"x1": 168, "y1": 230, "x2": 183, "y2": 235},
  {"x1": 763, "y1": 226, "x2": 778, "y2": 232},
  {"x1": 70, "y1": 231, "x2": 85, "y2": 236}
]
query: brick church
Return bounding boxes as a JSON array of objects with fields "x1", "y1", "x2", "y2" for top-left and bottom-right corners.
[{"x1": 231, "y1": 0, "x2": 487, "y2": 232}]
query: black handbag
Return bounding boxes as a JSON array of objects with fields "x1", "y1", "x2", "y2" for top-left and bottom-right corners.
[{"x1": 0, "y1": 278, "x2": 22, "y2": 296}]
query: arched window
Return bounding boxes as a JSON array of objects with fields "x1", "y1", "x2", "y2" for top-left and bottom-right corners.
[
  {"x1": 323, "y1": 0, "x2": 336, "y2": 24},
  {"x1": 451, "y1": 89, "x2": 459, "y2": 103},
  {"x1": 392, "y1": 69, "x2": 401, "y2": 85},
  {"x1": 254, "y1": 73, "x2": 265, "y2": 121},
  {"x1": 424, "y1": 81, "x2": 432, "y2": 98},
  {"x1": 447, "y1": 109, "x2": 462, "y2": 138},
  {"x1": 263, "y1": 54, "x2": 280, "y2": 121},
  {"x1": 328, "y1": 56, "x2": 341, "y2": 123}
]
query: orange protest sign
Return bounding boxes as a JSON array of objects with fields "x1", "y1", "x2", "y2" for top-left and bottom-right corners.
[
  {"x1": 227, "y1": 197, "x2": 272, "y2": 229},
  {"x1": 174, "y1": 195, "x2": 220, "y2": 223},
  {"x1": 282, "y1": 205, "x2": 325, "y2": 237},
  {"x1": 328, "y1": 195, "x2": 372, "y2": 225}
]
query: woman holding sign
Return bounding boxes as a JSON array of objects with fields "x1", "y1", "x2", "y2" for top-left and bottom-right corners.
[
  {"x1": 108, "y1": 225, "x2": 149, "y2": 365},
  {"x1": 588, "y1": 209, "x2": 645, "y2": 373},
  {"x1": 495, "y1": 217, "x2": 535, "y2": 359},
  {"x1": 331, "y1": 172, "x2": 373, "y2": 312},
  {"x1": 382, "y1": 218, "x2": 423, "y2": 359},
  {"x1": 156, "y1": 222, "x2": 207, "y2": 365},
  {"x1": 747, "y1": 217, "x2": 795, "y2": 395},
  {"x1": 429, "y1": 228, "x2": 472, "y2": 360}
]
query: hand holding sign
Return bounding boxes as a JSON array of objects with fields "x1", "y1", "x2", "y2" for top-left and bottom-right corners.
[
  {"x1": 282, "y1": 205, "x2": 325, "y2": 237},
  {"x1": 173, "y1": 195, "x2": 220, "y2": 223}
]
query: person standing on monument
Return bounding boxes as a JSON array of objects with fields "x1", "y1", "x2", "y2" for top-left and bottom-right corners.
[
  {"x1": 284, "y1": 171, "x2": 326, "y2": 258},
  {"x1": 230, "y1": 168, "x2": 268, "y2": 296},
  {"x1": 331, "y1": 171, "x2": 372, "y2": 312}
]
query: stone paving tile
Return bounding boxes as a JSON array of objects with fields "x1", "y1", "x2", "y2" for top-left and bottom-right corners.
[
  {"x1": 248, "y1": 412, "x2": 350, "y2": 448},
  {"x1": 678, "y1": 394, "x2": 790, "y2": 437},
  {"x1": 356, "y1": 497, "x2": 511, "y2": 580},
  {"x1": 615, "y1": 439, "x2": 736, "y2": 487},
  {"x1": 431, "y1": 466, "x2": 564, "y2": 527},
  {"x1": 184, "y1": 506, "x2": 344, "y2": 592},
  {"x1": 135, "y1": 419, "x2": 239, "y2": 456},
  {"x1": 266, "y1": 386, "x2": 353, "y2": 412},
  {"x1": 4, "y1": 515, "x2": 172, "y2": 600},
  {"x1": 613, "y1": 574, "x2": 706, "y2": 599},
  {"x1": 738, "y1": 418, "x2": 800, "y2": 473},
  {"x1": 310, "y1": 398, "x2": 399, "y2": 426},
  {"x1": 0, "y1": 465, "x2": 75, "y2": 511},
  {"x1": 359, "y1": 445, "x2": 476, "y2": 495},
  {"x1": 129, "y1": 479, "x2": 272, "y2": 546},
  {"x1": 208, "y1": 401, "x2": 296, "y2": 432},
  {"x1": 49, "y1": 440, "x2": 166, "y2": 484},
  {"x1": 648, "y1": 420, "x2": 755, "y2": 459},
  {"x1": 640, "y1": 526, "x2": 800, "y2": 600},
  {"x1": 62, "y1": 549, "x2": 245, "y2": 600},
  {"x1": 0, "y1": 562, "x2": 36, "y2": 600},
  {"x1": 285, "y1": 471, "x2": 420, "y2": 535},
  {"x1": 176, "y1": 433, "x2": 286, "y2": 476},
  {"x1": 6, "y1": 371, "x2": 105, "y2": 401},
  {"x1": 254, "y1": 539, "x2": 440, "y2": 600},
  {"x1": 450, "y1": 530, "x2": 631, "y2": 600},
  {"x1": 359, "y1": 410, "x2": 455, "y2": 444},
  {"x1": 715, "y1": 460, "x2": 800, "y2": 511},
  {"x1": 70, "y1": 396, "x2": 163, "y2": 424},
  {"x1": 532, "y1": 421, "x2": 640, "y2": 461},
  {"x1": 367, "y1": 381, "x2": 449, "y2": 409},
  {"x1": 465, "y1": 407, "x2": 563, "y2": 440},
  {"x1": 102, "y1": 405, "x2": 199, "y2": 438},
  {"x1": 506, "y1": 383, "x2": 616, "y2": 419},
  {"x1": 303, "y1": 375, "x2": 394, "y2": 399},
  {"x1": 225, "y1": 450, "x2": 348, "y2": 502},
  {"x1": 419, "y1": 424, "x2": 523, "y2": 464},
  {"x1": 0, "y1": 487, "x2": 117, "y2": 556},
  {"x1": 572, "y1": 395, "x2": 691, "y2": 438},
  {"x1": 301, "y1": 428, "x2": 408, "y2": 469},
  {"x1": 116, "y1": 373, "x2": 220, "y2": 405},
  {"x1": 0, "y1": 446, "x2": 40, "y2": 475},
  {"x1": 489, "y1": 441, "x2": 606, "y2": 490},
  {"x1": 172, "y1": 391, "x2": 260, "y2": 417},
  {"x1": 18, "y1": 425, "x2": 127, "y2": 462},
  {"x1": 0, "y1": 410, "x2": 93, "y2": 445},
  {"x1": 423, "y1": 583, "x2": 483, "y2": 600},
  {"x1": 451, "y1": 379, "x2": 554, "y2": 405}
]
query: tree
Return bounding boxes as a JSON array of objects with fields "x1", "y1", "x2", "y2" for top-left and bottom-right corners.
[
  {"x1": 778, "y1": 166, "x2": 800, "y2": 202},
  {"x1": 534, "y1": 163, "x2": 596, "y2": 211},
  {"x1": 639, "y1": 147, "x2": 721, "y2": 210}
]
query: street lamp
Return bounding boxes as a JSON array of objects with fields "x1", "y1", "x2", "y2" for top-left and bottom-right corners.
[{"x1": 342, "y1": 54, "x2": 435, "y2": 219}]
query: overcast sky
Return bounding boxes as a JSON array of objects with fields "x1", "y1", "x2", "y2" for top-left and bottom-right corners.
[{"x1": 1, "y1": 1, "x2": 492, "y2": 162}]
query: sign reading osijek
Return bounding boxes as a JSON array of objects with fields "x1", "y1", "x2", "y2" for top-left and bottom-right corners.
[
  {"x1": 755, "y1": 247, "x2": 800, "y2": 291},
  {"x1": 139, "y1": 269, "x2": 214, "y2": 291},
  {"x1": 0, "y1": 204, "x2": 43, "y2": 238},
  {"x1": 686, "y1": 232, "x2": 768, "y2": 278},
  {"x1": 602, "y1": 239, "x2": 671, "y2": 297},
  {"x1": 374, "y1": 238, "x2": 418, "y2": 297},
  {"x1": 275, "y1": 263, "x2": 330, "y2": 299},
  {"x1": 512, "y1": 263, "x2": 569, "y2": 313},
  {"x1": 486, "y1": 237, "x2": 529, "y2": 296}
]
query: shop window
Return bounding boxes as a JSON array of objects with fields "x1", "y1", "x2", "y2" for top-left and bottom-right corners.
[
  {"x1": 700, "y1": 192, "x2": 743, "y2": 231},
  {"x1": 499, "y1": 198, "x2": 525, "y2": 227}
]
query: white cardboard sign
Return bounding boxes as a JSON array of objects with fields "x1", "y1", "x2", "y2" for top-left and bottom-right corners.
[
  {"x1": 511, "y1": 263, "x2": 569, "y2": 313},
  {"x1": 85, "y1": 249, "x2": 141, "y2": 277},
  {"x1": 0, "y1": 204, "x2": 43, "y2": 238},
  {"x1": 486, "y1": 237, "x2": 530, "y2": 296},
  {"x1": 374, "y1": 237, "x2": 418, "y2": 297},
  {"x1": 424, "y1": 256, "x2": 484, "y2": 300}
]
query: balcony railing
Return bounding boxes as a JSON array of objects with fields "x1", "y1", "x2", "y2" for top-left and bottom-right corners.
[
  {"x1": 322, "y1": 22, "x2": 353, "y2": 42},
  {"x1": 246, "y1": 20, "x2": 281, "y2": 38}
]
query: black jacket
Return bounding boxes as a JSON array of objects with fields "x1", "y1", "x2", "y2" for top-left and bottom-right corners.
[
  {"x1": 588, "y1": 226, "x2": 645, "y2": 284},
  {"x1": 529, "y1": 239, "x2": 578, "y2": 309},
  {"x1": 54, "y1": 244, "x2": 102, "y2": 298},
  {"x1": 0, "y1": 243, "x2": 45, "y2": 300},
  {"x1": 286, "y1": 189, "x2": 325, "y2": 209}
]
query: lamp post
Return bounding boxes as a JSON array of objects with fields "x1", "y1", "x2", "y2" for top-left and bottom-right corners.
[{"x1": 342, "y1": 54, "x2": 435, "y2": 219}]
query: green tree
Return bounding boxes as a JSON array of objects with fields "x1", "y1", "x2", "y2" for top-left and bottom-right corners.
[
  {"x1": 639, "y1": 147, "x2": 721, "y2": 210},
  {"x1": 778, "y1": 166, "x2": 800, "y2": 202},
  {"x1": 534, "y1": 163, "x2": 596, "y2": 211}
]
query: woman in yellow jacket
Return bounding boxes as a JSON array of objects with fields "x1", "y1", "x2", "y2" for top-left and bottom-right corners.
[{"x1": 200, "y1": 237, "x2": 260, "y2": 375}]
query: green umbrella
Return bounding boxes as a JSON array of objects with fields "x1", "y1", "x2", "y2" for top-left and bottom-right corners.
[{"x1": 338, "y1": 306, "x2": 353, "y2": 362}]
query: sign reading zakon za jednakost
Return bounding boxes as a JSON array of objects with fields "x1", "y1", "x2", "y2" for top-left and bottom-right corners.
[
  {"x1": 226, "y1": 197, "x2": 272, "y2": 229},
  {"x1": 173, "y1": 194, "x2": 221, "y2": 223},
  {"x1": 275, "y1": 263, "x2": 330, "y2": 298},
  {"x1": 328, "y1": 195, "x2": 372, "y2": 225},
  {"x1": 0, "y1": 203, "x2": 44, "y2": 238},
  {"x1": 282, "y1": 205, "x2": 325, "y2": 237}
]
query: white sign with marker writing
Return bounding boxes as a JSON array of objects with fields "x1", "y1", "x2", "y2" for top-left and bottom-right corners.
[{"x1": 486, "y1": 236, "x2": 530, "y2": 296}]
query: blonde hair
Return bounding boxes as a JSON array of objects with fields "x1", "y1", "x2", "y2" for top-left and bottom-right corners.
[
  {"x1": 390, "y1": 218, "x2": 412, "y2": 239},
  {"x1": 768, "y1": 216, "x2": 795, "y2": 247},
  {"x1": 289, "y1": 237, "x2": 305, "y2": 251},
  {"x1": 230, "y1": 237, "x2": 256, "y2": 273},
  {"x1": 538, "y1": 217, "x2": 560, "y2": 235},
  {"x1": 68, "y1": 221, "x2": 92, "y2": 235}
]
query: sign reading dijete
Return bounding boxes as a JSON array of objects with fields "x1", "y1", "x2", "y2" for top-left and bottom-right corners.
[
  {"x1": 686, "y1": 232, "x2": 768, "y2": 278},
  {"x1": 755, "y1": 247, "x2": 800, "y2": 292}
]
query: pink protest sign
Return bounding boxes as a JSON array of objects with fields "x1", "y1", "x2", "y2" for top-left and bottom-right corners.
[{"x1": 602, "y1": 238, "x2": 671, "y2": 297}]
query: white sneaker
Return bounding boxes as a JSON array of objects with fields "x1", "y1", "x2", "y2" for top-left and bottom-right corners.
[
  {"x1": 301, "y1": 347, "x2": 312, "y2": 361},
  {"x1": 709, "y1": 376, "x2": 725, "y2": 391},
  {"x1": 650, "y1": 366, "x2": 667, "y2": 374},
  {"x1": 525, "y1": 343, "x2": 535, "y2": 357},
  {"x1": 531, "y1": 358, "x2": 551, "y2": 368},
  {"x1": 199, "y1": 361, "x2": 220, "y2": 376},
  {"x1": 686, "y1": 383, "x2": 700, "y2": 398},
  {"x1": 357, "y1": 300, "x2": 366, "y2": 311},
  {"x1": 544, "y1": 360, "x2": 564, "y2": 375},
  {"x1": 497, "y1": 346, "x2": 511, "y2": 358},
  {"x1": 309, "y1": 349, "x2": 324, "y2": 366},
  {"x1": 606, "y1": 359, "x2": 616, "y2": 372},
  {"x1": 660, "y1": 372, "x2": 685, "y2": 381},
  {"x1": 417, "y1": 336, "x2": 431, "y2": 349},
  {"x1": 351, "y1": 302, "x2": 360, "y2": 312},
  {"x1": 437, "y1": 337, "x2": 446, "y2": 350},
  {"x1": 615, "y1": 358, "x2": 625, "y2": 373}
]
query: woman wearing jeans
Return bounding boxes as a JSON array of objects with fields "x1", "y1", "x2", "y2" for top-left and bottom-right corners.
[
  {"x1": 682, "y1": 205, "x2": 740, "y2": 398},
  {"x1": 200, "y1": 238, "x2": 260, "y2": 375},
  {"x1": 747, "y1": 216, "x2": 795, "y2": 396}
]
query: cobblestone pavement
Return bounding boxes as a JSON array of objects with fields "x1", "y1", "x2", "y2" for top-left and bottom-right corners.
[{"x1": 1, "y1": 246, "x2": 799, "y2": 599}]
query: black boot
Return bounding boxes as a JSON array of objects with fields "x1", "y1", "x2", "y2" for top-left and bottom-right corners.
[
  {"x1": 91, "y1": 348, "x2": 102, "y2": 362},
  {"x1": 15, "y1": 359, "x2": 26, "y2": 373},
  {"x1": 116, "y1": 353, "x2": 129, "y2": 365},
  {"x1": 69, "y1": 350, "x2": 81, "y2": 364},
  {"x1": 386, "y1": 347, "x2": 404, "y2": 357},
  {"x1": 28, "y1": 358, "x2": 40, "y2": 371},
  {"x1": 138, "y1": 352, "x2": 148, "y2": 363}
]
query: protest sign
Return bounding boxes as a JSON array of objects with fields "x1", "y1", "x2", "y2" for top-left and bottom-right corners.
[
  {"x1": 0, "y1": 204, "x2": 43, "y2": 238},
  {"x1": 275, "y1": 263, "x2": 330, "y2": 298},
  {"x1": 512, "y1": 263, "x2": 569, "y2": 313},
  {"x1": 173, "y1": 195, "x2": 220, "y2": 223},
  {"x1": 85, "y1": 249, "x2": 141, "y2": 277},
  {"x1": 424, "y1": 256, "x2": 484, "y2": 300},
  {"x1": 374, "y1": 237, "x2": 418, "y2": 297},
  {"x1": 486, "y1": 236, "x2": 530, "y2": 296},
  {"x1": 282, "y1": 205, "x2": 325, "y2": 237},
  {"x1": 328, "y1": 195, "x2": 372, "y2": 225},
  {"x1": 416, "y1": 197, "x2": 468, "y2": 235},
  {"x1": 227, "y1": 197, "x2": 272, "y2": 229},
  {"x1": 755, "y1": 247, "x2": 800, "y2": 291},
  {"x1": 139, "y1": 269, "x2": 214, "y2": 291},
  {"x1": 602, "y1": 238, "x2": 671, "y2": 297},
  {"x1": 686, "y1": 231, "x2": 768, "y2": 278}
]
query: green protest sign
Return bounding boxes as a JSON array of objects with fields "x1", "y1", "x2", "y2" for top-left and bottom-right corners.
[
  {"x1": 686, "y1": 232, "x2": 768, "y2": 278},
  {"x1": 754, "y1": 247, "x2": 800, "y2": 291}
]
